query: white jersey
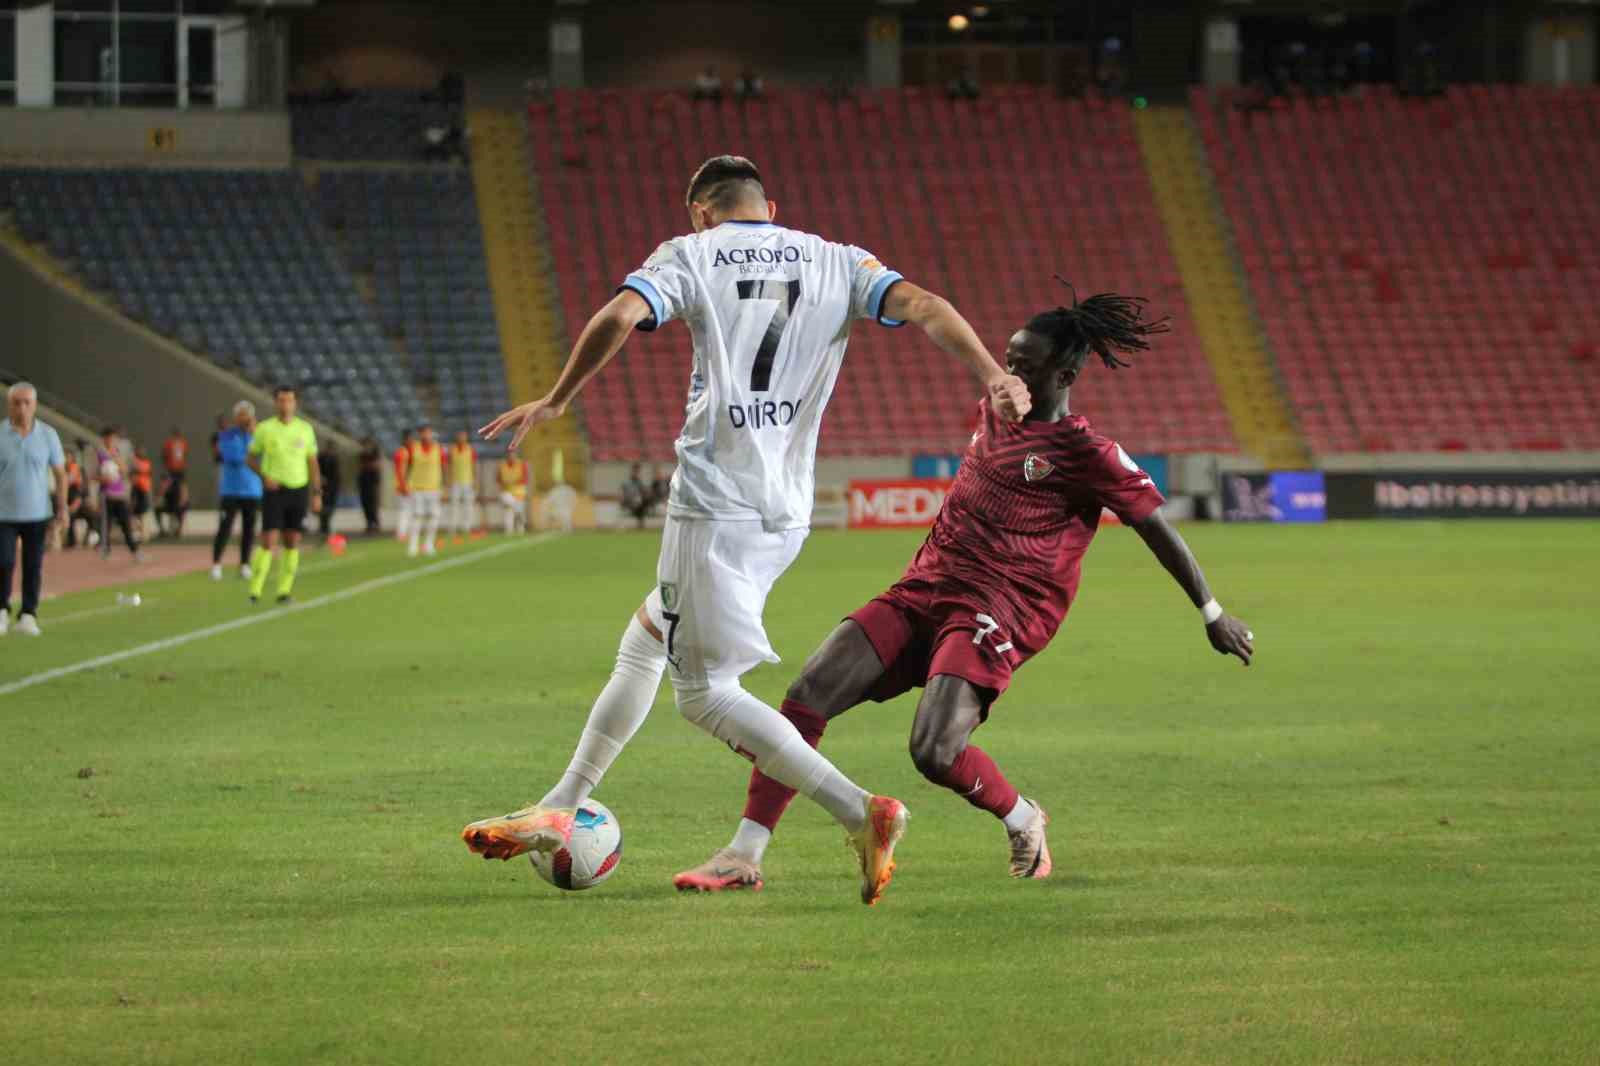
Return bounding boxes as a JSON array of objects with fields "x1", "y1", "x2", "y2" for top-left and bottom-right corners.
[{"x1": 622, "y1": 220, "x2": 904, "y2": 531}]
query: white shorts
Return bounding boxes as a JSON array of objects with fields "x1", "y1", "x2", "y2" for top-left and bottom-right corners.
[
  {"x1": 646, "y1": 516, "x2": 807, "y2": 686},
  {"x1": 450, "y1": 484, "x2": 474, "y2": 504},
  {"x1": 499, "y1": 491, "x2": 525, "y2": 509},
  {"x1": 412, "y1": 490, "x2": 442, "y2": 518},
  {"x1": 398, "y1": 494, "x2": 414, "y2": 516}
]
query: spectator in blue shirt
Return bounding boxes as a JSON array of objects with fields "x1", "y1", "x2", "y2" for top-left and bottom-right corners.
[
  {"x1": 0, "y1": 382, "x2": 67, "y2": 636},
  {"x1": 211, "y1": 400, "x2": 264, "y2": 582}
]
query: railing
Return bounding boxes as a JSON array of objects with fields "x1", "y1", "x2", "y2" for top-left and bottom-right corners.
[{"x1": 0, "y1": 366, "x2": 107, "y2": 436}]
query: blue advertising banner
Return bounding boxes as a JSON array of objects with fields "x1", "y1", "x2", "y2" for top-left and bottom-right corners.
[
  {"x1": 1222, "y1": 471, "x2": 1327, "y2": 523},
  {"x1": 912, "y1": 454, "x2": 962, "y2": 480},
  {"x1": 1269, "y1": 471, "x2": 1327, "y2": 523},
  {"x1": 1134, "y1": 454, "x2": 1169, "y2": 498}
]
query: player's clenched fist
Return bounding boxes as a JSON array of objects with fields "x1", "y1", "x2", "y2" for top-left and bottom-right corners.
[{"x1": 987, "y1": 373, "x2": 1032, "y2": 422}]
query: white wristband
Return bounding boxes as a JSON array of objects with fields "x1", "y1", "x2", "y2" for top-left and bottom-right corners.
[{"x1": 1200, "y1": 598, "x2": 1223, "y2": 624}]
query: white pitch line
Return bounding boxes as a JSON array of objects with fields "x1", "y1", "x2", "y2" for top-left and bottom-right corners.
[
  {"x1": 38, "y1": 599, "x2": 155, "y2": 627},
  {"x1": 0, "y1": 535, "x2": 553, "y2": 698}
]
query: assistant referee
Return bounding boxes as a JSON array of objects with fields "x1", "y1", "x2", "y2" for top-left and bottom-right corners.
[{"x1": 245, "y1": 386, "x2": 320, "y2": 604}]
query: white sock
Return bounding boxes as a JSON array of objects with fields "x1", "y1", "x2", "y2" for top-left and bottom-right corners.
[
  {"x1": 397, "y1": 506, "x2": 410, "y2": 538},
  {"x1": 503, "y1": 507, "x2": 515, "y2": 535},
  {"x1": 1001, "y1": 796, "x2": 1037, "y2": 833},
  {"x1": 422, "y1": 511, "x2": 439, "y2": 547},
  {"x1": 727, "y1": 818, "x2": 773, "y2": 864},
  {"x1": 676, "y1": 684, "x2": 869, "y2": 833},
  {"x1": 539, "y1": 616, "x2": 667, "y2": 808},
  {"x1": 408, "y1": 522, "x2": 421, "y2": 554}
]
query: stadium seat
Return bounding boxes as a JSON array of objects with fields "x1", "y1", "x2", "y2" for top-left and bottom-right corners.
[
  {"x1": 528, "y1": 88, "x2": 1238, "y2": 460},
  {"x1": 1, "y1": 167, "x2": 427, "y2": 447},
  {"x1": 1193, "y1": 85, "x2": 1600, "y2": 452}
]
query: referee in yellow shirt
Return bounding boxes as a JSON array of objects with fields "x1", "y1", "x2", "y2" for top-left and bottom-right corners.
[{"x1": 246, "y1": 386, "x2": 321, "y2": 603}]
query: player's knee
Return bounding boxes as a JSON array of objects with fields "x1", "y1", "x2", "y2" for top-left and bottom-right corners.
[
  {"x1": 784, "y1": 670, "x2": 839, "y2": 717},
  {"x1": 909, "y1": 732, "x2": 963, "y2": 780},
  {"x1": 672, "y1": 681, "x2": 721, "y2": 730},
  {"x1": 673, "y1": 681, "x2": 744, "y2": 745}
]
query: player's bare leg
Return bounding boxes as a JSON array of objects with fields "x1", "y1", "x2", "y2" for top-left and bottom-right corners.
[
  {"x1": 911, "y1": 675, "x2": 1050, "y2": 879},
  {"x1": 677, "y1": 620, "x2": 887, "y2": 891}
]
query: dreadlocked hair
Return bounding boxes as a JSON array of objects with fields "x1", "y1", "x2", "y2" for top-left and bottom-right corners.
[{"x1": 1025, "y1": 277, "x2": 1170, "y2": 375}]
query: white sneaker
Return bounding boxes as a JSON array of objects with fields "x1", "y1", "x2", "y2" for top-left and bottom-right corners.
[
  {"x1": 241, "y1": 563, "x2": 253, "y2": 579},
  {"x1": 0, "y1": 611, "x2": 9, "y2": 636},
  {"x1": 210, "y1": 564, "x2": 223, "y2": 581},
  {"x1": 16, "y1": 613, "x2": 41, "y2": 637}
]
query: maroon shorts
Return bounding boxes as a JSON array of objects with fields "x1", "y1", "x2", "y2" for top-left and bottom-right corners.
[{"x1": 847, "y1": 579, "x2": 1027, "y2": 715}]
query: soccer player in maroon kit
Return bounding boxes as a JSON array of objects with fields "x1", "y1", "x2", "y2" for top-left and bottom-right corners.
[{"x1": 675, "y1": 290, "x2": 1256, "y2": 892}]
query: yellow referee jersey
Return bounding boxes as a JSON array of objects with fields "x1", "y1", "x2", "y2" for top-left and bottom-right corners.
[{"x1": 249, "y1": 416, "x2": 317, "y2": 489}]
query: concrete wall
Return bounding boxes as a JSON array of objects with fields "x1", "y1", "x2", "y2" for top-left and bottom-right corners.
[
  {"x1": 288, "y1": 0, "x2": 866, "y2": 93},
  {"x1": 3, "y1": 237, "x2": 357, "y2": 504},
  {"x1": 583, "y1": 2, "x2": 864, "y2": 89},
  {"x1": 0, "y1": 108, "x2": 290, "y2": 167}
]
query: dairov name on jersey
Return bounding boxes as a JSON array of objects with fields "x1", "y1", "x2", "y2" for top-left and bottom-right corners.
[{"x1": 728, "y1": 398, "x2": 805, "y2": 430}]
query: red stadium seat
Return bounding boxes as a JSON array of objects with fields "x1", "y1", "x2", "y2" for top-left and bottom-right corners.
[
  {"x1": 531, "y1": 89, "x2": 1238, "y2": 460},
  {"x1": 1194, "y1": 85, "x2": 1600, "y2": 452}
]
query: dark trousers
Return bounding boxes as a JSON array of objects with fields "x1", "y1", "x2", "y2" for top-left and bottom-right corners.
[
  {"x1": 0, "y1": 519, "x2": 48, "y2": 617},
  {"x1": 101, "y1": 498, "x2": 139, "y2": 555},
  {"x1": 213, "y1": 496, "x2": 258, "y2": 565},
  {"x1": 358, "y1": 472, "x2": 380, "y2": 532},
  {"x1": 319, "y1": 484, "x2": 339, "y2": 539}
]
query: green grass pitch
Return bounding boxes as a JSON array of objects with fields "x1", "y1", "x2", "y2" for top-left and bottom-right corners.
[{"x1": 2, "y1": 521, "x2": 1597, "y2": 1065}]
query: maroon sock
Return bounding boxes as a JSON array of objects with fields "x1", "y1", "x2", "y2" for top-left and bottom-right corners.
[
  {"x1": 741, "y1": 698, "x2": 828, "y2": 832},
  {"x1": 930, "y1": 745, "x2": 1020, "y2": 820}
]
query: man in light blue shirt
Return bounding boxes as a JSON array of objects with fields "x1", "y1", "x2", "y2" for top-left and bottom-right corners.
[
  {"x1": 211, "y1": 400, "x2": 263, "y2": 581},
  {"x1": 0, "y1": 382, "x2": 67, "y2": 636}
]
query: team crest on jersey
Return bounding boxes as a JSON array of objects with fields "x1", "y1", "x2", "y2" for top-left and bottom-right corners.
[
  {"x1": 1023, "y1": 454, "x2": 1054, "y2": 482},
  {"x1": 659, "y1": 582, "x2": 678, "y2": 611}
]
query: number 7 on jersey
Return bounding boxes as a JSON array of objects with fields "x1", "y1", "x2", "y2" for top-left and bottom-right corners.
[{"x1": 735, "y1": 279, "x2": 801, "y2": 392}]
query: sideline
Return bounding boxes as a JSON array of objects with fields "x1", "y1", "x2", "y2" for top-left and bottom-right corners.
[{"x1": 0, "y1": 535, "x2": 553, "y2": 698}]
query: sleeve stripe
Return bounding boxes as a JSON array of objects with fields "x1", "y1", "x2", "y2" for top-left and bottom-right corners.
[
  {"x1": 620, "y1": 275, "x2": 667, "y2": 332},
  {"x1": 866, "y1": 271, "x2": 907, "y2": 328}
]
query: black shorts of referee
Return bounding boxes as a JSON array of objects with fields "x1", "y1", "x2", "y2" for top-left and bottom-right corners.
[{"x1": 262, "y1": 485, "x2": 311, "y2": 532}]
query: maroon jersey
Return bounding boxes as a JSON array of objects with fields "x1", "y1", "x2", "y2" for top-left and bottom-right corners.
[{"x1": 895, "y1": 399, "x2": 1165, "y2": 660}]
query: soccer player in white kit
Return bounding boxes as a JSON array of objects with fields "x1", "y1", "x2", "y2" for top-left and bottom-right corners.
[{"x1": 465, "y1": 156, "x2": 1030, "y2": 903}]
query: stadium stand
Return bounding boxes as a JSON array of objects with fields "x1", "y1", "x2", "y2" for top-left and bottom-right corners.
[
  {"x1": 1194, "y1": 85, "x2": 1600, "y2": 453},
  {"x1": 528, "y1": 87, "x2": 1238, "y2": 461},
  {"x1": 291, "y1": 90, "x2": 464, "y2": 163},
  {"x1": 2, "y1": 167, "x2": 427, "y2": 447},
  {"x1": 315, "y1": 169, "x2": 509, "y2": 434}
]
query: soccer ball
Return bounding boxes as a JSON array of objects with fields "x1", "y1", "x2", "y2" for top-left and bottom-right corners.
[
  {"x1": 528, "y1": 800, "x2": 622, "y2": 891},
  {"x1": 100, "y1": 459, "x2": 121, "y2": 482}
]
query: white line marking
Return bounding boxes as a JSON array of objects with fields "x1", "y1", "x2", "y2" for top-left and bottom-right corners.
[
  {"x1": 0, "y1": 535, "x2": 553, "y2": 698},
  {"x1": 40, "y1": 599, "x2": 155, "y2": 626}
]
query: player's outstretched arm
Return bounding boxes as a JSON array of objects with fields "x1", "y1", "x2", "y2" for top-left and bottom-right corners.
[
  {"x1": 880, "y1": 281, "x2": 1031, "y2": 421},
  {"x1": 480, "y1": 290, "x2": 653, "y2": 448},
  {"x1": 1130, "y1": 510, "x2": 1254, "y2": 666}
]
